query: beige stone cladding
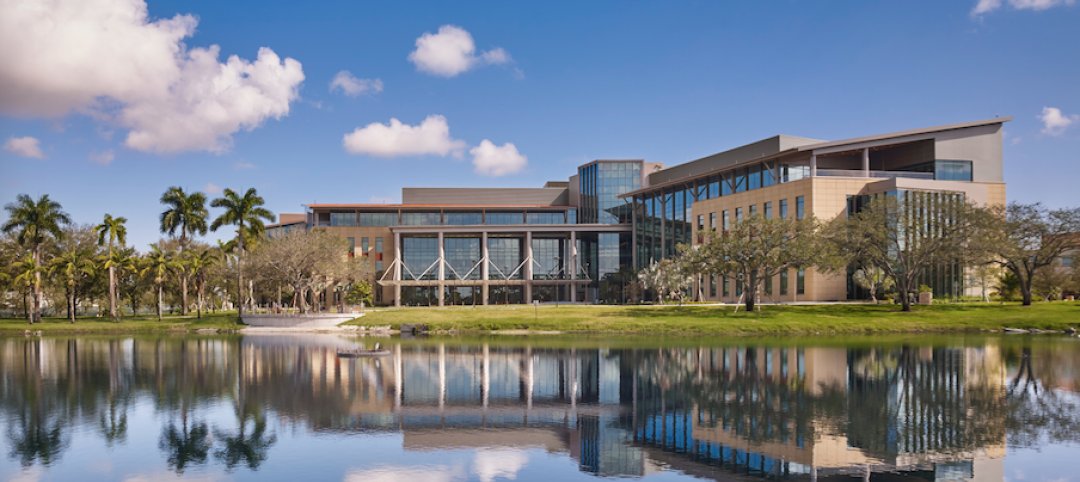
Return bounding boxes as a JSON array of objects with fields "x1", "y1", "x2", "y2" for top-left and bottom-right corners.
[
  {"x1": 983, "y1": 182, "x2": 1006, "y2": 208},
  {"x1": 691, "y1": 177, "x2": 878, "y2": 302},
  {"x1": 315, "y1": 226, "x2": 396, "y2": 304}
]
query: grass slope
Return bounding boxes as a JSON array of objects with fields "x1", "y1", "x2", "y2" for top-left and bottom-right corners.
[
  {"x1": 356, "y1": 302, "x2": 1080, "y2": 335},
  {"x1": 0, "y1": 311, "x2": 245, "y2": 334}
]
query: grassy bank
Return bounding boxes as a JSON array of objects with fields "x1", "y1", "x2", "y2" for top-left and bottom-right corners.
[
  {"x1": 0, "y1": 311, "x2": 245, "y2": 334},
  {"x1": 356, "y1": 302, "x2": 1080, "y2": 335}
]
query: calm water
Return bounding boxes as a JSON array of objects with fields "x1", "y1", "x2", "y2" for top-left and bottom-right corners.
[{"x1": 1, "y1": 333, "x2": 1078, "y2": 482}]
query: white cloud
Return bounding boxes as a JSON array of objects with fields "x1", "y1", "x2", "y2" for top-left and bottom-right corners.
[
  {"x1": 89, "y1": 149, "x2": 115, "y2": 165},
  {"x1": 343, "y1": 115, "x2": 467, "y2": 158},
  {"x1": 330, "y1": 71, "x2": 384, "y2": 97},
  {"x1": 473, "y1": 449, "x2": 528, "y2": 482},
  {"x1": 0, "y1": 0, "x2": 304, "y2": 154},
  {"x1": 1038, "y1": 106, "x2": 1078, "y2": 136},
  {"x1": 3, "y1": 136, "x2": 45, "y2": 159},
  {"x1": 470, "y1": 140, "x2": 527, "y2": 177},
  {"x1": 344, "y1": 465, "x2": 464, "y2": 482},
  {"x1": 973, "y1": 0, "x2": 1075, "y2": 15},
  {"x1": 203, "y1": 182, "x2": 223, "y2": 195},
  {"x1": 234, "y1": 160, "x2": 256, "y2": 170},
  {"x1": 408, "y1": 25, "x2": 513, "y2": 77}
]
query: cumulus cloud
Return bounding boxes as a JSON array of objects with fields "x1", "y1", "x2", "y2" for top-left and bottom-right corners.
[
  {"x1": 344, "y1": 465, "x2": 465, "y2": 482},
  {"x1": 0, "y1": 0, "x2": 304, "y2": 154},
  {"x1": 234, "y1": 160, "x2": 256, "y2": 170},
  {"x1": 473, "y1": 449, "x2": 528, "y2": 482},
  {"x1": 89, "y1": 149, "x2": 115, "y2": 165},
  {"x1": 203, "y1": 182, "x2": 223, "y2": 195},
  {"x1": 470, "y1": 140, "x2": 528, "y2": 177},
  {"x1": 343, "y1": 115, "x2": 467, "y2": 158},
  {"x1": 3, "y1": 136, "x2": 45, "y2": 159},
  {"x1": 408, "y1": 25, "x2": 513, "y2": 77},
  {"x1": 330, "y1": 71, "x2": 384, "y2": 97},
  {"x1": 972, "y1": 0, "x2": 1076, "y2": 15},
  {"x1": 1038, "y1": 107, "x2": 1078, "y2": 136}
]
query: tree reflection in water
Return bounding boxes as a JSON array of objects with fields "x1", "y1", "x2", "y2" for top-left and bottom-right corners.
[{"x1": 0, "y1": 334, "x2": 1078, "y2": 480}]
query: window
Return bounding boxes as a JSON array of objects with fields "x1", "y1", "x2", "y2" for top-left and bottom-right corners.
[
  {"x1": 708, "y1": 175, "x2": 720, "y2": 199},
  {"x1": 347, "y1": 237, "x2": 355, "y2": 257},
  {"x1": 376, "y1": 238, "x2": 384, "y2": 272},
  {"x1": 401, "y1": 212, "x2": 440, "y2": 225},
  {"x1": 527, "y1": 212, "x2": 565, "y2": 224},
  {"x1": 765, "y1": 202, "x2": 772, "y2": 219},
  {"x1": 765, "y1": 275, "x2": 773, "y2": 295},
  {"x1": 710, "y1": 212, "x2": 716, "y2": 231},
  {"x1": 748, "y1": 164, "x2": 761, "y2": 190},
  {"x1": 722, "y1": 172, "x2": 733, "y2": 196},
  {"x1": 710, "y1": 274, "x2": 717, "y2": 297},
  {"x1": 797, "y1": 268, "x2": 805, "y2": 294},
  {"x1": 735, "y1": 207, "x2": 743, "y2": 222},
  {"x1": 723, "y1": 276, "x2": 730, "y2": 296},
  {"x1": 330, "y1": 212, "x2": 356, "y2": 226},
  {"x1": 749, "y1": 205, "x2": 757, "y2": 217},
  {"x1": 734, "y1": 168, "x2": 747, "y2": 193},
  {"x1": 780, "y1": 270, "x2": 788, "y2": 295},
  {"x1": 486, "y1": 212, "x2": 524, "y2": 225},
  {"x1": 723, "y1": 211, "x2": 730, "y2": 232},
  {"x1": 762, "y1": 161, "x2": 776, "y2": 188},
  {"x1": 567, "y1": 209, "x2": 577, "y2": 224},
  {"x1": 360, "y1": 212, "x2": 397, "y2": 226},
  {"x1": 1062, "y1": 256, "x2": 1074, "y2": 268},
  {"x1": 697, "y1": 214, "x2": 704, "y2": 231},
  {"x1": 796, "y1": 196, "x2": 805, "y2": 220},
  {"x1": 444, "y1": 212, "x2": 482, "y2": 225},
  {"x1": 361, "y1": 238, "x2": 369, "y2": 257},
  {"x1": 780, "y1": 199, "x2": 788, "y2": 219}
]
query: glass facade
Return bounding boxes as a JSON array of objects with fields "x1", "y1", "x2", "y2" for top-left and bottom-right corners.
[
  {"x1": 443, "y1": 237, "x2": 480, "y2": 280},
  {"x1": 360, "y1": 212, "x2": 397, "y2": 226},
  {"x1": 485, "y1": 212, "x2": 524, "y2": 225},
  {"x1": 579, "y1": 161, "x2": 641, "y2": 224},
  {"x1": 330, "y1": 212, "x2": 356, "y2": 226},
  {"x1": 401, "y1": 237, "x2": 437, "y2": 280},
  {"x1": 401, "y1": 212, "x2": 440, "y2": 225},
  {"x1": 488, "y1": 237, "x2": 523, "y2": 279},
  {"x1": 897, "y1": 160, "x2": 974, "y2": 182},
  {"x1": 444, "y1": 212, "x2": 482, "y2": 225},
  {"x1": 532, "y1": 238, "x2": 566, "y2": 280},
  {"x1": 764, "y1": 202, "x2": 772, "y2": 219},
  {"x1": 796, "y1": 196, "x2": 805, "y2": 220},
  {"x1": 526, "y1": 212, "x2": 565, "y2": 224}
]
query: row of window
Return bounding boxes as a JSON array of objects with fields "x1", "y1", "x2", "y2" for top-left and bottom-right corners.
[
  {"x1": 707, "y1": 269, "x2": 805, "y2": 297},
  {"x1": 696, "y1": 196, "x2": 805, "y2": 234},
  {"x1": 323, "y1": 210, "x2": 577, "y2": 227},
  {"x1": 347, "y1": 236, "x2": 384, "y2": 273}
]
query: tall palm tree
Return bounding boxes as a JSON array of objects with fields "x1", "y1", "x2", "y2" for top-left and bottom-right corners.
[
  {"x1": 2, "y1": 194, "x2": 70, "y2": 324},
  {"x1": 141, "y1": 244, "x2": 182, "y2": 322},
  {"x1": 50, "y1": 248, "x2": 96, "y2": 323},
  {"x1": 13, "y1": 254, "x2": 46, "y2": 321},
  {"x1": 95, "y1": 214, "x2": 128, "y2": 321},
  {"x1": 160, "y1": 187, "x2": 209, "y2": 316},
  {"x1": 100, "y1": 247, "x2": 139, "y2": 322},
  {"x1": 210, "y1": 188, "x2": 274, "y2": 316},
  {"x1": 185, "y1": 249, "x2": 218, "y2": 319}
]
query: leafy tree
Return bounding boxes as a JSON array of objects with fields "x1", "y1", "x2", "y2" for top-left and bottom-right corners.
[
  {"x1": 344, "y1": 280, "x2": 373, "y2": 307},
  {"x1": 637, "y1": 258, "x2": 693, "y2": 305},
  {"x1": 141, "y1": 244, "x2": 183, "y2": 322},
  {"x1": 95, "y1": 214, "x2": 127, "y2": 321},
  {"x1": 2, "y1": 194, "x2": 70, "y2": 323},
  {"x1": 996, "y1": 272, "x2": 1021, "y2": 300},
  {"x1": 100, "y1": 247, "x2": 139, "y2": 320},
  {"x1": 210, "y1": 188, "x2": 274, "y2": 316},
  {"x1": 185, "y1": 249, "x2": 218, "y2": 319},
  {"x1": 822, "y1": 192, "x2": 980, "y2": 312},
  {"x1": 247, "y1": 229, "x2": 369, "y2": 313},
  {"x1": 852, "y1": 267, "x2": 894, "y2": 304},
  {"x1": 972, "y1": 202, "x2": 1080, "y2": 306},
  {"x1": 12, "y1": 254, "x2": 45, "y2": 320},
  {"x1": 49, "y1": 248, "x2": 96, "y2": 323},
  {"x1": 160, "y1": 187, "x2": 209, "y2": 315},
  {"x1": 682, "y1": 214, "x2": 821, "y2": 311}
]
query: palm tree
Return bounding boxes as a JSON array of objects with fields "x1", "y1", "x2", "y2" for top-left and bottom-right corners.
[
  {"x1": 50, "y1": 249, "x2": 96, "y2": 323},
  {"x1": 159, "y1": 420, "x2": 211, "y2": 475},
  {"x1": 210, "y1": 188, "x2": 274, "y2": 316},
  {"x1": 95, "y1": 214, "x2": 128, "y2": 321},
  {"x1": 13, "y1": 254, "x2": 46, "y2": 321},
  {"x1": 160, "y1": 187, "x2": 209, "y2": 316},
  {"x1": 185, "y1": 249, "x2": 218, "y2": 319},
  {"x1": 141, "y1": 244, "x2": 182, "y2": 322},
  {"x1": 2, "y1": 194, "x2": 70, "y2": 324},
  {"x1": 100, "y1": 247, "x2": 139, "y2": 321}
]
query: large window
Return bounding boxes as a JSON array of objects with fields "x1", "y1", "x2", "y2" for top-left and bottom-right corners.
[
  {"x1": 780, "y1": 199, "x2": 788, "y2": 219},
  {"x1": 375, "y1": 237, "x2": 383, "y2": 273},
  {"x1": 526, "y1": 212, "x2": 565, "y2": 224},
  {"x1": 488, "y1": 237, "x2": 523, "y2": 279},
  {"x1": 444, "y1": 212, "x2": 482, "y2": 225},
  {"x1": 797, "y1": 268, "x2": 805, "y2": 294},
  {"x1": 485, "y1": 212, "x2": 524, "y2": 225},
  {"x1": 401, "y1": 237, "x2": 437, "y2": 280},
  {"x1": 780, "y1": 270, "x2": 789, "y2": 295},
  {"x1": 796, "y1": 196, "x2": 805, "y2": 220},
  {"x1": 360, "y1": 212, "x2": 397, "y2": 226},
  {"x1": 765, "y1": 202, "x2": 773, "y2": 219},
  {"x1": 330, "y1": 212, "x2": 356, "y2": 226},
  {"x1": 532, "y1": 238, "x2": 565, "y2": 279},
  {"x1": 444, "y1": 237, "x2": 480, "y2": 280},
  {"x1": 401, "y1": 212, "x2": 440, "y2": 225}
]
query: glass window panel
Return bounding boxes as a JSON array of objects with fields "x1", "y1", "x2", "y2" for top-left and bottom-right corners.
[
  {"x1": 722, "y1": 172, "x2": 733, "y2": 196},
  {"x1": 734, "y1": 168, "x2": 747, "y2": 193},
  {"x1": 780, "y1": 199, "x2": 788, "y2": 219},
  {"x1": 330, "y1": 212, "x2": 356, "y2": 226},
  {"x1": 748, "y1": 164, "x2": 761, "y2": 190},
  {"x1": 359, "y1": 212, "x2": 397, "y2": 226},
  {"x1": 765, "y1": 202, "x2": 773, "y2": 219},
  {"x1": 401, "y1": 212, "x2": 440, "y2": 225},
  {"x1": 796, "y1": 196, "x2": 805, "y2": 220},
  {"x1": 444, "y1": 212, "x2": 482, "y2": 225},
  {"x1": 762, "y1": 161, "x2": 776, "y2": 188},
  {"x1": 708, "y1": 175, "x2": 720, "y2": 199}
]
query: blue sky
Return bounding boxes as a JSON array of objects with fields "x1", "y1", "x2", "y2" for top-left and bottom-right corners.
[{"x1": 1, "y1": 0, "x2": 1078, "y2": 249}]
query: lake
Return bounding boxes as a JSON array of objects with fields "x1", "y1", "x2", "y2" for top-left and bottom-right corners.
[{"x1": 1, "y1": 333, "x2": 1078, "y2": 481}]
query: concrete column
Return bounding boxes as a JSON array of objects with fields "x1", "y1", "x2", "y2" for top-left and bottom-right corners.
[
  {"x1": 524, "y1": 231, "x2": 533, "y2": 302},
  {"x1": 394, "y1": 344, "x2": 402, "y2": 410},
  {"x1": 862, "y1": 148, "x2": 870, "y2": 177},
  {"x1": 482, "y1": 344, "x2": 490, "y2": 409},
  {"x1": 438, "y1": 343, "x2": 446, "y2": 412},
  {"x1": 810, "y1": 154, "x2": 817, "y2": 177},
  {"x1": 570, "y1": 230, "x2": 577, "y2": 302},
  {"x1": 481, "y1": 232, "x2": 489, "y2": 305},
  {"x1": 437, "y1": 232, "x2": 445, "y2": 307},
  {"x1": 526, "y1": 346, "x2": 534, "y2": 411},
  {"x1": 393, "y1": 232, "x2": 401, "y2": 307}
]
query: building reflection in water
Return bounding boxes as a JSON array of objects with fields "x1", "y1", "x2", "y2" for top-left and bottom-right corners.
[{"x1": 4, "y1": 335, "x2": 1077, "y2": 481}]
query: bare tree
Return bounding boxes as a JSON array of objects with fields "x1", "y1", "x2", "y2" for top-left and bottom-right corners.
[{"x1": 247, "y1": 229, "x2": 370, "y2": 313}]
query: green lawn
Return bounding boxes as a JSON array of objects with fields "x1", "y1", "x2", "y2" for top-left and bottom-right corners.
[
  {"x1": 0, "y1": 311, "x2": 245, "y2": 334},
  {"x1": 354, "y1": 301, "x2": 1080, "y2": 335}
]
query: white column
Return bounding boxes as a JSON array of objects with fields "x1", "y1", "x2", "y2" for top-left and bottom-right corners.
[
  {"x1": 810, "y1": 154, "x2": 817, "y2": 177},
  {"x1": 481, "y1": 232, "x2": 489, "y2": 305},
  {"x1": 438, "y1": 343, "x2": 446, "y2": 412},
  {"x1": 393, "y1": 232, "x2": 401, "y2": 307},
  {"x1": 437, "y1": 232, "x2": 445, "y2": 307},
  {"x1": 570, "y1": 348, "x2": 577, "y2": 412},
  {"x1": 482, "y1": 344, "x2": 490, "y2": 410},
  {"x1": 570, "y1": 230, "x2": 577, "y2": 302},
  {"x1": 862, "y1": 148, "x2": 870, "y2": 176},
  {"x1": 394, "y1": 344, "x2": 402, "y2": 410},
  {"x1": 524, "y1": 231, "x2": 533, "y2": 302},
  {"x1": 526, "y1": 347, "x2": 534, "y2": 411}
]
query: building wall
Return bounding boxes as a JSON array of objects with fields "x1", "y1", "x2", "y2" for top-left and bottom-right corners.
[{"x1": 315, "y1": 226, "x2": 396, "y2": 304}]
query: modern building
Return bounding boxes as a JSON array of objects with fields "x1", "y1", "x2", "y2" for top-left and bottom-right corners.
[{"x1": 275, "y1": 116, "x2": 1008, "y2": 306}]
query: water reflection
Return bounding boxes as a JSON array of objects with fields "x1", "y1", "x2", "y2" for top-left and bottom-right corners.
[{"x1": 1, "y1": 334, "x2": 1078, "y2": 481}]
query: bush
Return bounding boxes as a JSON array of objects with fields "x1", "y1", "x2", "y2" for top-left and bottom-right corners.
[
  {"x1": 344, "y1": 281, "x2": 373, "y2": 307},
  {"x1": 918, "y1": 284, "x2": 933, "y2": 294}
]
